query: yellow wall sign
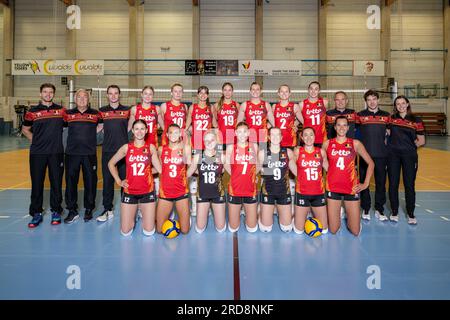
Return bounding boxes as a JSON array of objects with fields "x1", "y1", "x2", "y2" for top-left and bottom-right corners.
[{"x1": 12, "y1": 60, "x2": 104, "y2": 76}]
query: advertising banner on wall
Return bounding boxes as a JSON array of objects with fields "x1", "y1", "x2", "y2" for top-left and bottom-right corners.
[
  {"x1": 238, "y1": 60, "x2": 302, "y2": 76},
  {"x1": 353, "y1": 60, "x2": 385, "y2": 76},
  {"x1": 11, "y1": 60, "x2": 105, "y2": 76},
  {"x1": 185, "y1": 60, "x2": 239, "y2": 76}
]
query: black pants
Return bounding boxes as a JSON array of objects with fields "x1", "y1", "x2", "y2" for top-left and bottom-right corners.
[
  {"x1": 360, "y1": 156, "x2": 387, "y2": 213},
  {"x1": 387, "y1": 151, "x2": 418, "y2": 217},
  {"x1": 29, "y1": 153, "x2": 64, "y2": 216},
  {"x1": 65, "y1": 154, "x2": 98, "y2": 211},
  {"x1": 102, "y1": 151, "x2": 126, "y2": 211}
]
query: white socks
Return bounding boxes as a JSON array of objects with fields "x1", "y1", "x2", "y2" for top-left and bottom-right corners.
[
  {"x1": 195, "y1": 224, "x2": 206, "y2": 234},
  {"x1": 280, "y1": 222, "x2": 293, "y2": 233},
  {"x1": 245, "y1": 224, "x2": 258, "y2": 233},
  {"x1": 258, "y1": 218, "x2": 273, "y2": 233},
  {"x1": 120, "y1": 229, "x2": 133, "y2": 237},
  {"x1": 293, "y1": 223, "x2": 304, "y2": 235},
  {"x1": 215, "y1": 224, "x2": 227, "y2": 233},
  {"x1": 228, "y1": 224, "x2": 240, "y2": 233},
  {"x1": 143, "y1": 228, "x2": 155, "y2": 236}
]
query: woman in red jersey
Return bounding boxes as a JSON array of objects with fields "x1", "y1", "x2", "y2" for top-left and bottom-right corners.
[
  {"x1": 108, "y1": 119, "x2": 162, "y2": 236},
  {"x1": 186, "y1": 85, "x2": 216, "y2": 153},
  {"x1": 236, "y1": 82, "x2": 275, "y2": 145},
  {"x1": 273, "y1": 84, "x2": 301, "y2": 149},
  {"x1": 127, "y1": 86, "x2": 160, "y2": 148},
  {"x1": 213, "y1": 82, "x2": 239, "y2": 152},
  {"x1": 156, "y1": 123, "x2": 192, "y2": 234},
  {"x1": 322, "y1": 116, "x2": 374, "y2": 236},
  {"x1": 159, "y1": 83, "x2": 188, "y2": 146},
  {"x1": 289, "y1": 127, "x2": 328, "y2": 234},
  {"x1": 298, "y1": 81, "x2": 328, "y2": 147},
  {"x1": 225, "y1": 122, "x2": 260, "y2": 233}
]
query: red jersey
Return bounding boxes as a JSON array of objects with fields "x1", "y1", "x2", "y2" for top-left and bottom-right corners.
[
  {"x1": 296, "y1": 147, "x2": 324, "y2": 195},
  {"x1": 135, "y1": 104, "x2": 158, "y2": 147},
  {"x1": 125, "y1": 142, "x2": 154, "y2": 195},
  {"x1": 191, "y1": 104, "x2": 213, "y2": 150},
  {"x1": 217, "y1": 101, "x2": 238, "y2": 145},
  {"x1": 159, "y1": 145, "x2": 188, "y2": 199},
  {"x1": 162, "y1": 101, "x2": 187, "y2": 145},
  {"x1": 228, "y1": 144, "x2": 257, "y2": 197},
  {"x1": 301, "y1": 98, "x2": 327, "y2": 144},
  {"x1": 326, "y1": 138, "x2": 358, "y2": 194},
  {"x1": 245, "y1": 100, "x2": 268, "y2": 143},
  {"x1": 274, "y1": 102, "x2": 297, "y2": 147}
]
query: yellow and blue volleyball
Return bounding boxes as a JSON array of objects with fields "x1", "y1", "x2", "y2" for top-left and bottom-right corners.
[
  {"x1": 304, "y1": 217, "x2": 323, "y2": 238},
  {"x1": 162, "y1": 219, "x2": 181, "y2": 239}
]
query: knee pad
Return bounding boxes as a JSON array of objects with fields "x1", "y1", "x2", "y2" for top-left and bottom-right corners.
[
  {"x1": 190, "y1": 197, "x2": 197, "y2": 216},
  {"x1": 189, "y1": 177, "x2": 197, "y2": 193},
  {"x1": 289, "y1": 178, "x2": 296, "y2": 196},
  {"x1": 154, "y1": 177, "x2": 160, "y2": 196}
]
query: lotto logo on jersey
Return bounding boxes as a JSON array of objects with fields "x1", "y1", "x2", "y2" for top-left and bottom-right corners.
[
  {"x1": 248, "y1": 109, "x2": 265, "y2": 116},
  {"x1": 129, "y1": 154, "x2": 149, "y2": 162},
  {"x1": 314, "y1": 153, "x2": 321, "y2": 159},
  {"x1": 305, "y1": 108, "x2": 323, "y2": 115},
  {"x1": 301, "y1": 159, "x2": 321, "y2": 168},
  {"x1": 331, "y1": 149, "x2": 351, "y2": 157}
]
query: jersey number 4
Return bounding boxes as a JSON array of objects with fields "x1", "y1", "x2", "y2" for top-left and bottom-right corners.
[{"x1": 336, "y1": 157, "x2": 345, "y2": 170}]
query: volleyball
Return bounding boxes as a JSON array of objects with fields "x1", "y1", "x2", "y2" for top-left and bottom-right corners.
[
  {"x1": 304, "y1": 217, "x2": 323, "y2": 238},
  {"x1": 162, "y1": 219, "x2": 181, "y2": 239}
]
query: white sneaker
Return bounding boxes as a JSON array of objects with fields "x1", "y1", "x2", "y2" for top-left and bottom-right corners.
[
  {"x1": 375, "y1": 210, "x2": 388, "y2": 221},
  {"x1": 361, "y1": 210, "x2": 371, "y2": 221},
  {"x1": 408, "y1": 217, "x2": 417, "y2": 225},
  {"x1": 390, "y1": 214, "x2": 399, "y2": 222},
  {"x1": 96, "y1": 210, "x2": 113, "y2": 222}
]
